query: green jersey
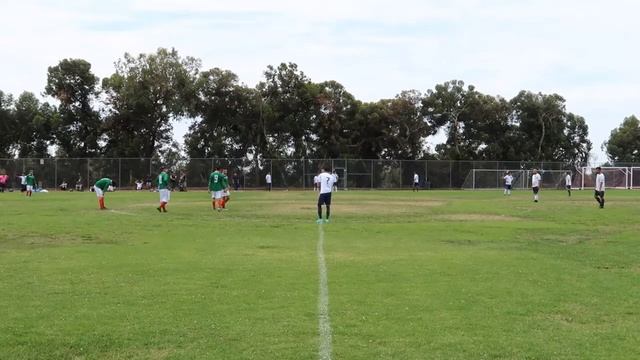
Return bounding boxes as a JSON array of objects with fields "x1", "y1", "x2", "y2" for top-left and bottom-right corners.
[
  {"x1": 208, "y1": 171, "x2": 228, "y2": 192},
  {"x1": 26, "y1": 174, "x2": 36, "y2": 186},
  {"x1": 94, "y1": 178, "x2": 112, "y2": 191},
  {"x1": 157, "y1": 171, "x2": 170, "y2": 190}
]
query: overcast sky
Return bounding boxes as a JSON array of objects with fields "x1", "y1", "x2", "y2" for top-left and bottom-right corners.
[{"x1": 1, "y1": 0, "x2": 638, "y2": 162}]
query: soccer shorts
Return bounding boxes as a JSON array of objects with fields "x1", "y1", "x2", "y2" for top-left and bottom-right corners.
[
  {"x1": 594, "y1": 190, "x2": 605, "y2": 198},
  {"x1": 212, "y1": 190, "x2": 224, "y2": 200},
  {"x1": 26, "y1": 185, "x2": 33, "y2": 192},
  {"x1": 532, "y1": 187, "x2": 540, "y2": 195},
  {"x1": 318, "y1": 192, "x2": 332, "y2": 206},
  {"x1": 94, "y1": 186, "x2": 104, "y2": 197},
  {"x1": 505, "y1": 184, "x2": 512, "y2": 190},
  {"x1": 414, "y1": 182, "x2": 420, "y2": 187},
  {"x1": 159, "y1": 189, "x2": 170, "y2": 203}
]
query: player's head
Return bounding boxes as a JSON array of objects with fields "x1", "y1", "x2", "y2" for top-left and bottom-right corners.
[
  {"x1": 506, "y1": 171, "x2": 511, "y2": 175},
  {"x1": 566, "y1": 171, "x2": 571, "y2": 175},
  {"x1": 532, "y1": 169, "x2": 538, "y2": 174},
  {"x1": 29, "y1": 170, "x2": 33, "y2": 175},
  {"x1": 596, "y1": 166, "x2": 602, "y2": 174},
  {"x1": 319, "y1": 164, "x2": 327, "y2": 173}
]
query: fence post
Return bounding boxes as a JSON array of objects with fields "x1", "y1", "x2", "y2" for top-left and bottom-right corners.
[
  {"x1": 118, "y1": 158, "x2": 122, "y2": 189},
  {"x1": 371, "y1": 160, "x2": 374, "y2": 189},
  {"x1": 302, "y1": 158, "x2": 306, "y2": 190},
  {"x1": 54, "y1": 158, "x2": 58, "y2": 192},
  {"x1": 399, "y1": 160, "x2": 403, "y2": 189},
  {"x1": 425, "y1": 160, "x2": 428, "y2": 190},
  {"x1": 449, "y1": 161, "x2": 453, "y2": 189},
  {"x1": 87, "y1": 159, "x2": 90, "y2": 189}
]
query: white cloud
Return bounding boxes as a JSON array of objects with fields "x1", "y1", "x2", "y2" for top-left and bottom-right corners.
[{"x1": 1, "y1": 0, "x2": 639, "y2": 160}]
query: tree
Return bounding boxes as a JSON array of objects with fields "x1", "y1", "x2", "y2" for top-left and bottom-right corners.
[
  {"x1": 311, "y1": 81, "x2": 358, "y2": 158},
  {"x1": 421, "y1": 80, "x2": 476, "y2": 160},
  {"x1": 45, "y1": 59, "x2": 102, "y2": 157},
  {"x1": 605, "y1": 115, "x2": 640, "y2": 163},
  {"x1": 0, "y1": 90, "x2": 16, "y2": 157},
  {"x1": 510, "y1": 91, "x2": 567, "y2": 161},
  {"x1": 560, "y1": 113, "x2": 591, "y2": 166},
  {"x1": 380, "y1": 90, "x2": 433, "y2": 159},
  {"x1": 102, "y1": 48, "x2": 200, "y2": 157},
  {"x1": 184, "y1": 68, "x2": 259, "y2": 159},
  {"x1": 13, "y1": 92, "x2": 57, "y2": 158},
  {"x1": 257, "y1": 63, "x2": 318, "y2": 158}
]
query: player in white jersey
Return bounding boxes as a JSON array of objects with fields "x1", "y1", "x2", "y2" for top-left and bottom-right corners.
[
  {"x1": 531, "y1": 169, "x2": 542, "y2": 202},
  {"x1": 413, "y1": 173, "x2": 420, "y2": 192},
  {"x1": 565, "y1": 171, "x2": 572, "y2": 197},
  {"x1": 594, "y1": 167, "x2": 605, "y2": 209},
  {"x1": 316, "y1": 166, "x2": 337, "y2": 224},
  {"x1": 503, "y1": 171, "x2": 514, "y2": 196},
  {"x1": 313, "y1": 175, "x2": 320, "y2": 192}
]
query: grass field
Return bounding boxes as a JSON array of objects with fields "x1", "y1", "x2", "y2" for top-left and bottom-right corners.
[{"x1": 1, "y1": 189, "x2": 639, "y2": 359}]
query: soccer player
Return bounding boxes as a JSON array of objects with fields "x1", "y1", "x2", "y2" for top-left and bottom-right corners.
[
  {"x1": 413, "y1": 172, "x2": 420, "y2": 192},
  {"x1": 531, "y1": 169, "x2": 542, "y2": 203},
  {"x1": 265, "y1": 173, "x2": 272, "y2": 192},
  {"x1": 94, "y1": 177, "x2": 113, "y2": 210},
  {"x1": 25, "y1": 171, "x2": 36, "y2": 197},
  {"x1": 313, "y1": 174, "x2": 320, "y2": 192},
  {"x1": 208, "y1": 167, "x2": 228, "y2": 211},
  {"x1": 222, "y1": 169, "x2": 231, "y2": 209},
  {"x1": 18, "y1": 172, "x2": 27, "y2": 193},
  {"x1": 504, "y1": 171, "x2": 514, "y2": 196},
  {"x1": 595, "y1": 167, "x2": 606, "y2": 209},
  {"x1": 317, "y1": 166, "x2": 337, "y2": 224},
  {"x1": 332, "y1": 170, "x2": 339, "y2": 191},
  {"x1": 156, "y1": 167, "x2": 170, "y2": 213},
  {"x1": 565, "y1": 171, "x2": 572, "y2": 197}
]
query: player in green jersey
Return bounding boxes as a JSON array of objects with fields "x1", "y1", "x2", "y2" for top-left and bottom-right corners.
[
  {"x1": 94, "y1": 178, "x2": 113, "y2": 210},
  {"x1": 157, "y1": 167, "x2": 170, "y2": 213},
  {"x1": 25, "y1": 171, "x2": 36, "y2": 197},
  {"x1": 208, "y1": 167, "x2": 229, "y2": 211}
]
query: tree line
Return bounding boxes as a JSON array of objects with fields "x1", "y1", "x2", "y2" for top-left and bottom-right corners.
[{"x1": 1, "y1": 47, "x2": 634, "y2": 164}]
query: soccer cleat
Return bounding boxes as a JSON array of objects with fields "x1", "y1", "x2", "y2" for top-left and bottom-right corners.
[
  {"x1": 157, "y1": 207, "x2": 162, "y2": 212},
  {"x1": 316, "y1": 219, "x2": 323, "y2": 224},
  {"x1": 324, "y1": 219, "x2": 330, "y2": 224},
  {"x1": 162, "y1": 208, "x2": 167, "y2": 213},
  {"x1": 534, "y1": 200, "x2": 538, "y2": 203}
]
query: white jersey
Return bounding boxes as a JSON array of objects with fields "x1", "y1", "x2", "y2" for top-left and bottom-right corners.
[
  {"x1": 313, "y1": 176, "x2": 319, "y2": 184},
  {"x1": 565, "y1": 175, "x2": 572, "y2": 186},
  {"x1": 19, "y1": 175, "x2": 26, "y2": 185},
  {"x1": 504, "y1": 175, "x2": 513, "y2": 186},
  {"x1": 265, "y1": 174, "x2": 272, "y2": 184},
  {"x1": 318, "y1": 172, "x2": 336, "y2": 194},
  {"x1": 532, "y1": 174, "x2": 542, "y2": 188},
  {"x1": 414, "y1": 174, "x2": 419, "y2": 183},
  {"x1": 596, "y1": 173, "x2": 605, "y2": 191}
]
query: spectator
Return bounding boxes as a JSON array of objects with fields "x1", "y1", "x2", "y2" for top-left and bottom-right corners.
[
  {"x1": 0, "y1": 172, "x2": 8, "y2": 192},
  {"x1": 59, "y1": 179, "x2": 68, "y2": 191},
  {"x1": 75, "y1": 175, "x2": 83, "y2": 191},
  {"x1": 178, "y1": 172, "x2": 187, "y2": 192},
  {"x1": 265, "y1": 173, "x2": 272, "y2": 191},
  {"x1": 135, "y1": 179, "x2": 143, "y2": 191},
  {"x1": 232, "y1": 172, "x2": 240, "y2": 191},
  {"x1": 144, "y1": 175, "x2": 152, "y2": 191}
]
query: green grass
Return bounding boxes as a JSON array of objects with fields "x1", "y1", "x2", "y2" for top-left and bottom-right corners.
[{"x1": 1, "y1": 189, "x2": 639, "y2": 359}]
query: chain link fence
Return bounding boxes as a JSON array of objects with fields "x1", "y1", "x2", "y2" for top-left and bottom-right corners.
[{"x1": 0, "y1": 158, "x2": 633, "y2": 191}]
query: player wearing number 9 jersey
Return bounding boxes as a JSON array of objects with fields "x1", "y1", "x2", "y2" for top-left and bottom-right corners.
[{"x1": 316, "y1": 166, "x2": 337, "y2": 224}]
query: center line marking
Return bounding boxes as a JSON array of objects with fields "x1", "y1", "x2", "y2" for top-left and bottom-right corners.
[{"x1": 317, "y1": 224, "x2": 333, "y2": 360}]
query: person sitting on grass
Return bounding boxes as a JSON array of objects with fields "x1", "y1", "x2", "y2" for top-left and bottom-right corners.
[{"x1": 59, "y1": 179, "x2": 68, "y2": 191}]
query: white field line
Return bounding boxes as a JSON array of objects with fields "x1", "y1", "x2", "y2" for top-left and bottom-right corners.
[
  {"x1": 109, "y1": 209, "x2": 136, "y2": 216},
  {"x1": 317, "y1": 225, "x2": 333, "y2": 360}
]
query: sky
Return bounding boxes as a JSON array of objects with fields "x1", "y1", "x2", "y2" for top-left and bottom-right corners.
[{"x1": 1, "y1": 0, "x2": 639, "y2": 162}]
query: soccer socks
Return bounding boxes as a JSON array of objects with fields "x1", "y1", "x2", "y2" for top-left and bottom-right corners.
[
  {"x1": 534, "y1": 194, "x2": 539, "y2": 202},
  {"x1": 98, "y1": 197, "x2": 106, "y2": 209},
  {"x1": 317, "y1": 205, "x2": 323, "y2": 220},
  {"x1": 326, "y1": 205, "x2": 331, "y2": 220}
]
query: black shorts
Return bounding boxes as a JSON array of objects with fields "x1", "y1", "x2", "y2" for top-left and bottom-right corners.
[
  {"x1": 505, "y1": 184, "x2": 512, "y2": 190},
  {"x1": 594, "y1": 190, "x2": 605, "y2": 198},
  {"x1": 21, "y1": 184, "x2": 26, "y2": 192},
  {"x1": 318, "y1": 192, "x2": 332, "y2": 206},
  {"x1": 414, "y1": 182, "x2": 419, "y2": 187},
  {"x1": 532, "y1": 187, "x2": 539, "y2": 194},
  {"x1": 566, "y1": 185, "x2": 572, "y2": 190}
]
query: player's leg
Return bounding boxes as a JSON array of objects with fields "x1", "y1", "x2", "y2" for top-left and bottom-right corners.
[
  {"x1": 317, "y1": 195, "x2": 325, "y2": 224},
  {"x1": 594, "y1": 190, "x2": 600, "y2": 206},
  {"x1": 567, "y1": 185, "x2": 571, "y2": 197},
  {"x1": 324, "y1": 194, "x2": 332, "y2": 223},
  {"x1": 600, "y1": 191, "x2": 605, "y2": 208},
  {"x1": 508, "y1": 185, "x2": 512, "y2": 196},
  {"x1": 533, "y1": 187, "x2": 539, "y2": 202},
  {"x1": 211, "y1": 191, "x2": 216, "y2": 210},
  {"x1": 157, "y1": 190, "x2": 163, "y2": 212}
]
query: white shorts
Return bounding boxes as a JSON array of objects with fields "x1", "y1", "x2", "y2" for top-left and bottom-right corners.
[
  {"x1": 212, "y1": 190, "x2": 224, "y2": 200},
  {"x1": 159, "y1": 189, "x2": 170, "y2": 203},
  {"x1": 222, "y1": 190, "x2": 230, "y2": 197},
  {"x1": 26, "y1": 185, "x2": 33, "y2": 192},
  {"x1": 94, "y1": 186, "x2": 104, "y2": 197}
]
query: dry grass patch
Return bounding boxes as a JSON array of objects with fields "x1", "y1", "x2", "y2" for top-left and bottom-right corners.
[{"x1": 435, "y1": 214, "x2": 521, "y2": 222}]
